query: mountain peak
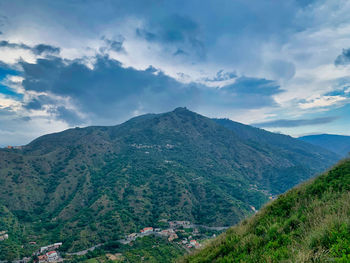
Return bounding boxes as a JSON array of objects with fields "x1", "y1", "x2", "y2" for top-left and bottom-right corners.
[{"x1": 172, "y1": 107, "x2": 190, "y2": 113}]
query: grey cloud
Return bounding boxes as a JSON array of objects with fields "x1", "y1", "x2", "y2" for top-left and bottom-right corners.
[
  {"x1": 203, "y1": 77, "x2": 282, "y2": 109},
  {"x1": 137, "y1": 14, "x2": 199, "y2": 43},
  {"x1": 32, "y1": 44, "x2": 60, "y2": 55},
  {"x1": 0, "y1": 0, "x2": 312, "y2": 72},
  {"x1": 100, "y1": 36, "x2": 125, "y2": 53},
  {"x1": 20, "y1": 56, "x2": 200, "y2": 124},
  {"x1": 253, "y1": 116, "x2": 338, "y2": 128},
  {"x1": 173, "y1": 49, "x2": 188, "y2": 56},
  {"x1": 0, "y1": 40, "x2": 60, "y2": 55},
  {"x1": 0, "y1": 40, "x2": 30, "y2": 50},
  {"x1": 221, "y1": 77, "x2": 281, "y2": 95},
  {"x1": 335, "y1": 48, "x2": 350, "y2": 66},
  {"x1": 23, "y1": 95, "x2": 56, "y2": 110},
  {"x1": 204, "y1": 70, "x2": 237, "y2": 82},
  {"x1": 20, "y1": 55, "x2": 281, "y2": 125},
  {"x1": 24, "y1": 99, "x2": 42, "y2": 110},
  {"x1": 136, "y1": 14, "x2": 205, "y2": 59},
  {"x1": 136, "y1": 28, "x2": 157, "y2": 42},
  {"x1": 53, "y1": 106, "x2": 83, "y2": 126}
]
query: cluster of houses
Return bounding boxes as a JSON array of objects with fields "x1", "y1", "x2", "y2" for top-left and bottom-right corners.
[
  {"x1": 34, "y1": 243, "x2": 62, "y2": 263},
  {"x1": 122, "y1": 220, "x2": 203, "y2": 249},
  {"x1": 185, "y1": 239, "x2": 200, "y2": 248},
  {"x1": 37, "y1": 251, "x2": 58, "y2": 263},
  {"x1": 0, "y1": 231, "x2": 8, "y2": 241},
  {"x1": 130, "y1": 143, "x2": 175, "y2": 150}
]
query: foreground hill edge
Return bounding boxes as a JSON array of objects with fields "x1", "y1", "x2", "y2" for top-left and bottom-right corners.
[{"x1": 182, "y1": 158, "x2": 350, "y2": 262}]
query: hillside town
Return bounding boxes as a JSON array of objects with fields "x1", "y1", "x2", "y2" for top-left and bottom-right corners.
[
  {"x1": 118, "y1": 220, "x2": 223, "y2": 250},
  {"x1": 34, "y1": 243, "x2": 63, "y2": 263},
  {"x1": 0, "y1": 220, "x2": 225, "y2": 263}
]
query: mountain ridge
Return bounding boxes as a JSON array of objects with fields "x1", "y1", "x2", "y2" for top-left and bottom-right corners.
[
  {"x1": 0, "y1": 108, "x2": 339, "y2": 260},
  {"x1": 299, "y1": 133, "x2": 350, "y2": 157}
]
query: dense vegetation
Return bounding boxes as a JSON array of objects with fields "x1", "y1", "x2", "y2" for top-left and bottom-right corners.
[
  {"x1": 0, "y1": 108, "x2": 338, "y2": 260},
  {"x1": 299, "y1": 134, "x2": 350, "y2": 157},
  {"x1": 183, "y1": 159, "x2": 350, "y2": 262},
  {"x1": 66, "y1": 236, "x2": 185, "y2": 263}
]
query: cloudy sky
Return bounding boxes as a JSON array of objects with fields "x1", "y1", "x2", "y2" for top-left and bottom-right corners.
[{"x1": 1, "y1": 0, "x2": 350, "y2": 146}]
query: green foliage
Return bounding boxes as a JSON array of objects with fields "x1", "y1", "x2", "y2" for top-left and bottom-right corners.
[
  {"x1": 67, "y1": 236, "x2": 184, "y2": 263},
  {"x1": 0, "y1": 108, "x2": 339, "y2": 260},
  {"x1": 183, "y1": 159, "x2": 350, "y2": 262}
]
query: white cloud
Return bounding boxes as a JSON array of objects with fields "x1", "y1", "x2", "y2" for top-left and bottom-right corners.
[
  {"x1": 0, "y1": 47, "x2": 36, "y2": 64},
  {"x1": 299, "y1": 95, "x2": 348, "y2": 109}
]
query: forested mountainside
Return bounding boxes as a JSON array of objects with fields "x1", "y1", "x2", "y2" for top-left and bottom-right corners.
[
  {"x1": 183, "y1": 159, "x2": 350, "y2": 262},
  {"x1": 0, "y1": 108, "x2": 338, "y2": 260},
  {"x1": 299, "y1": 134, "x2": 350, "y2": 157}
]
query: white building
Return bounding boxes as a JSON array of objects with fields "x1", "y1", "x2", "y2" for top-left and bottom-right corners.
[
  {"x1": 0, "y1": 234, "x2": 8, "y2": 241},
  {"x1": 46, "y1": 251, "x2": 58, "y2": 262}
]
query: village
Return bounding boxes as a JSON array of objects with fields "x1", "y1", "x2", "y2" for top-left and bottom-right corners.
[
  {"x1": 119, "y1": 220, "x2": 208, "y2": 249},
  {"x1": 0, "y1": 220, "x2": 225, "y2": 263},
  {"x1": 0, "y1": 240, "x2": 62, "y2": 263}
]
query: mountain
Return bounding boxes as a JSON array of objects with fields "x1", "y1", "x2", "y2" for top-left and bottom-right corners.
[
  {"x1": 213, "y1": 118, "x2": 342, "y2": 194},
  {"x1": 0, "y1": 108, "x2": 339, "y2": 260},
  {"x1": 183, "y1": 158, "x2": 350, "y2": 262},
  {"x1": 299, "y1": 134, "x2": 350, "y2": 157}
]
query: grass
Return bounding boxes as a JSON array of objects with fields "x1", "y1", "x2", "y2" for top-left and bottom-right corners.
[{"x1": 182, "y1": 159, "x2": 350, "y2": 263}]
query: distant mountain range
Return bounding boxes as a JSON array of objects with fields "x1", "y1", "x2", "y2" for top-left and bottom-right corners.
[
  {"x1": 299, "y1": 134, "x2": 350, "y2": 157},
  {"x1": 0, "y1": 108, "x2": 339, "y2": 260},
  {"x1": 183, "y1": 158, "x2": 350, "y2": 262}
]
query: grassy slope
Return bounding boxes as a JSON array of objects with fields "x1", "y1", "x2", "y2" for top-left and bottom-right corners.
[{"x1": 183, "y1": 159, "x2": 350, "y2": 263}]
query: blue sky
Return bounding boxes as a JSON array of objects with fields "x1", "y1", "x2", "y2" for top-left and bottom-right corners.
[{"x1": 0, "y1": 0, "x2": 350, "y2": 146}]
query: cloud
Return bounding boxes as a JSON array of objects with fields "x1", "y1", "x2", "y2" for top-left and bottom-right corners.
[
  {"x1": 136, "y1": 14, "x2": 206, "y2": 60},
  {"x1": 53, "y1": 106, "x2": 83, "y2": 126},
  {"x1": 298, "y1": 95, "x2": 348, "y2": 109},
  {"x1": 17, "y1": 55, "x2": 281, "y2": 125},
  {"x1": 253, "y1": 116, "x2": 338, "y2": 128},
  {"x1": 20, "y1": 55, "x2": 201, "y2": 124},
  {"x1": 202, "y1": 77, "x2": 282, "y2": 111},
  {"x1": 137, "y1": 14, "x2": 200, "y2": 43},
  {"x1": 335, "y1": 48, "x2": 350, "y2": 66},
  {"x1": 0, "y1": 40, "x2": 29, "y2": 50},
  {"x1": 204, "y1": 70, "x2": 237, "y2": 82},
  {"x1": 0, "y1": 40, "x2": 60, "y2": 56},
  {"x1": 0, "y1": 107, "x2": 69, "y2": 146},
  {"x1": 100, "y1": 36, "x2": 125, "y2": 53},
  {"x1": 32, "y1": 44, "x2": 60, "y2": 55}
]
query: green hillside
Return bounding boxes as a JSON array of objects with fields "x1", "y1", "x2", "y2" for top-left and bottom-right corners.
[
  {"x1": 0, "y1": 108, "x2": 338, "y2": 260},
  {"x1": 183, "y1": 159, "x2": 350, "y2": 262}
]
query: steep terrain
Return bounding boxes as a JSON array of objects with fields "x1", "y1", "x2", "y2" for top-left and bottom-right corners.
[
  {"x1": 183, "y1": 159, "x2": 350, "y2": 262},
  {"x1": 299, "y1": 134, "x2": 350, "y2": 157},
  {"x1": 0, "y1": 108, "x2": 339, "y2": 260}
]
